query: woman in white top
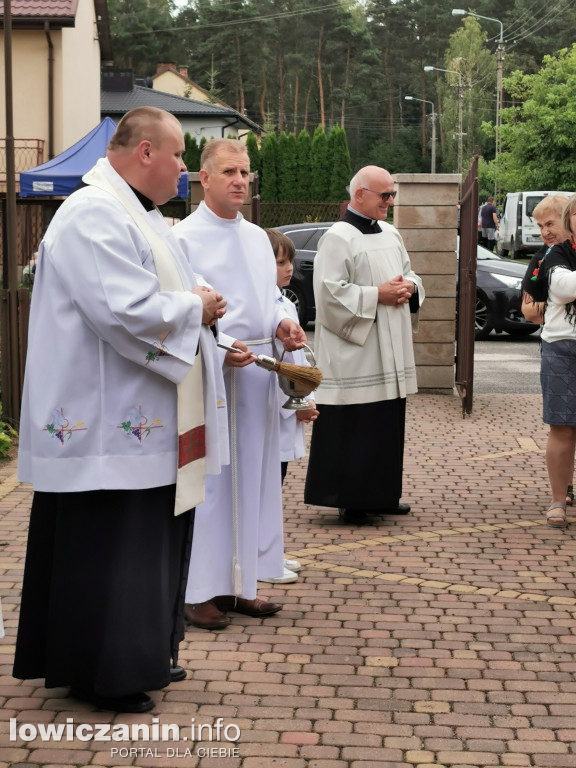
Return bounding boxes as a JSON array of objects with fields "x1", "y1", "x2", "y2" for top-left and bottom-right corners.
[{"x1": 530, "y1": 194, "x2": 576, "y2": 528}]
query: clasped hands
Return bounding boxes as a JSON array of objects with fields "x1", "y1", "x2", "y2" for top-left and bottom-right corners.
[
  {"x1": 377, "y1": 274, "x2": 415, "y2": 306},
  {"x1": 192, "y1": 285, "x2": 227, "y2": 326}
]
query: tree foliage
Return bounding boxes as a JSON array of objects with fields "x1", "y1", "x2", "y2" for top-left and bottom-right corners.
[
  {"x1": 432, "y1": 18, "x2": 496, "y2": 174},
  {"x1": 497, "y1": 44, "x2": 576, "y2": 192},
  {"x1": 260, "y1": 132, "x2": 279, "y2": 202},
  {"x1": 107, "y1": 0, "x2": 175, "y2": 74},
  {"x1": 183, "y1": 132, "x2": 201, "y2": 171},
  {"x1": 277, "y1": 132, "x2": 299, "y2": 202},
  {"x1": 108, "y1": 0, "x2": 576, "y2": 180},
  {"x1": 245, "y1": 131, "x2": 261, "y2": 177},
  {"x1": 367, "y1": 128, "x2": 422, "y2": 174},
  {"x1": 328, "y1": 126, "x2": 352, "y2": 202},
  {"x1": 296, "y1": 129, "x2": 313, "y2": 202},
  {"x1": 310, "y1": 125, "x2": 330, "y2": 201}
]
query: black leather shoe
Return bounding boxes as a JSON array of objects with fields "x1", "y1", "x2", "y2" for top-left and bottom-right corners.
[
  {"x1": 170, "y1": 665, "x2": 187, "y2": 683},
  {"x1": 338, "y1": 508, "x2": 369, "y2": 524},
  {"x1": 380, "y1": 503, "x2": 410, "y2": 515},
  {"x1": 70, "y1": 688, "x2": 154, "y2": 713}
]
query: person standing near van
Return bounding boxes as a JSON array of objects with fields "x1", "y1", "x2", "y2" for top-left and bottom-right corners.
[{"x1": 480, "y1": 196, "x2": 499, "y2": 251}]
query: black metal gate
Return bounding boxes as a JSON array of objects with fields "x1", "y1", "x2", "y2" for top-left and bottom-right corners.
[{"x1": 455, "y1": 154, "x2": 479, "y2": 415}]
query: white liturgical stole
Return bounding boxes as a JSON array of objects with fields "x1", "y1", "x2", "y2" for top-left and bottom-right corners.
[{"x1": 83, "y1": 161, "x2": 206, "y2": 515}]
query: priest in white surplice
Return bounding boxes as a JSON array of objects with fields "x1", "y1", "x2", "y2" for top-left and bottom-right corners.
[
  {"x1": 174, "y1": 139, "x2": 307, "y2": 629},
  {"x1": 304, "y1": 166, "x2": 424, "y2": 526},
  {"x1": 14, "y1": 108, "x2": 228, "y2": 713}
]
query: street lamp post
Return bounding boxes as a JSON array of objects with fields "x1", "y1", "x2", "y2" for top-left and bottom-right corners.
[
  {"x1": 405, "y1": 95, "x2": 436, "y2": 174},
  {"x1": 424, "y1": 65, "x2": 463, "y2": 178},
  {"x1": 452, "y1": 8, "x2": 504, "y2": 196}
]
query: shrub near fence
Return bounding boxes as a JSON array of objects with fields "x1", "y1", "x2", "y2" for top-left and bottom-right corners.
[{"x1": 260, "y1": 202, "x2": 342, "y2": 228}]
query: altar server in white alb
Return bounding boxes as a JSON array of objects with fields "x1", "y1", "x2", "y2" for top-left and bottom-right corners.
[
  {"x1": 304, "y1": 165, "x2": 424, "y2": 526},
  {"x1": 14, "y1": 107, "x2": 228, "y2": 714},
  {"x1": 258, "y1": 228, "x2": 319, "y2": 585},
  {"x1": 173, "y1": 139, "x2": 307, "y2": 630}
]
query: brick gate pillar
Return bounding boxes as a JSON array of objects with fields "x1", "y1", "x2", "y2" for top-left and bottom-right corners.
[{"x1": 393, "y1": 173, "x2": 460, "y2": 393}]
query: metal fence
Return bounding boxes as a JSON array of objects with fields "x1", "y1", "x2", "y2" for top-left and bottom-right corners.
[
  {"x1": 0, "y1": 140, "x2": 45, "y2": 191},
  {"x1": 0, "y1": 195, "x2": 192, "y2": 421},
  {"x1": 0, "y1": 197, "x2": 191, "y2": 285},
  {"x1": 259, "y1": 201, "x2": 343, "y2": 228},
  {"x1": 0, "y1": 198, "x2": 59, "y2": 282}
]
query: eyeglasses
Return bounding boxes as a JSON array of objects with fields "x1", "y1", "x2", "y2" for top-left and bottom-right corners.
[{"x1": 362, "y1": 188, "x2": 397, "y2": 202}]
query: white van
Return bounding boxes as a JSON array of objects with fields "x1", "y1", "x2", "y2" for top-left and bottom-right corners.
[{"x1": 497, "y1": 190, "x2": 574, "y2": 258}]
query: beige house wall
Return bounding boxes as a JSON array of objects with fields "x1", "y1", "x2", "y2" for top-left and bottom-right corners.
[
  {"x1": 0, "y1": 0, "x2": 101, "y2": 170},
  {"x1": 179, "y1": 117, "x2": 244, "y2": 141},
  {"x1": 0, "y1": 29, "x2": 55, "y2": 147},
  {"x1": 58, "y1": 0, "x2": 102, "y2": 150},
  {"x1": 153, "y1": 71, "x2": 212, "y2": 103},
  {"x1": 393, "y1": 173, "x2": 460, "y2": 393}
]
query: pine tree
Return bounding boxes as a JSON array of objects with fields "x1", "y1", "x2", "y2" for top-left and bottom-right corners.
[
  {"x1": 260, "y1": 132, "x2": 279, "y2": 202},
  {"x1": 107, "y1": 0, "x2": 175, "y2": 76},
  {"x1": 199, "y1": 137, "x2": 207, "y2": 166},
  {"x1": 296, "y1": 129, "x2": 312, "y2": 202},
  {"x1": 277, "y1": 132, "x2": 298, "y2": 201},
  {"x1": 329, "y1": 127, "x2": 352, "y2": 202},
  {"x1": 205, "y1": 53, "x2": 225, "y2": 104},
  {"x1": 245, "y1": 131, "x2": 261, "y2": 176},
  {"x1": 285, "y1": 133, "x2": 299, "y2": 201},
  {"x1": 183, "y1": 133, "x2": 201, "y2": 172},
  {"x1": 310, "y1": 125, "x2": 329, "y2": 201}
]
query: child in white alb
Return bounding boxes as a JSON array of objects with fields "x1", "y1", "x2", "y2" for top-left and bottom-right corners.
[{"x1": 260, "y1": 229, "x2": 319, "y2": 584}]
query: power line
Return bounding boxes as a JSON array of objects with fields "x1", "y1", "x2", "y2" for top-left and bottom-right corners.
[
  {"x1": 128, "y1": 3, "x2": 344, "y2": 35},
  {"x1": 497, "y1": 0, "x2": 549, "y2": 39},
  {"x1": 506, "y1": 0, "x2": 569, "y2": 48},
  {"x1": 481, "y1": 0, "x2": 568, "y2": 45}
]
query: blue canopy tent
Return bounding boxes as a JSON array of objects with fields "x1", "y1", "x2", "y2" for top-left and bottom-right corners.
[{"x1": 19, "y1": 117, "x2": 189, "y2": 198}]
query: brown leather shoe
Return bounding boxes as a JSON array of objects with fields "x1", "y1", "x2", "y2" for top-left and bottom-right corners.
[
  {"x1": 212, "y1": 595, "x2": 282, "y2": 617},
  {"x1": 184, "y1": 600, "x2": 230, "y2": 630}
]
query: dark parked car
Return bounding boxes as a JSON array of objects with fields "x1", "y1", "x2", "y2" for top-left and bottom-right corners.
[
  {"x1": 275, "y1": 222, "x2": 334, "y2": 326},
  {"x1": 474, "y1": 244, "x2": 539, "y2": 340},
  {"x1": 276, "y1": 222, "x2": 540, "y2": 341}
]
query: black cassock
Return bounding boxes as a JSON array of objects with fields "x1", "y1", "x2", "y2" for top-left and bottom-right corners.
[
  {"x1": 304, "y1": 208, "x2": 416, "y2": 513},
  {"x1": 13, "y1": 486, "x2": 193, "y2": 697},
  {"x1": 304, "y1": 398, "x2": 406, "y2": 510}
]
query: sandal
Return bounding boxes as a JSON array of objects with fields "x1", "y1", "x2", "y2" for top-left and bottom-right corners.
[
  {"x1": 567, "y1": 485, "x2": 574, "y2": 506},
  {"x1": 546, "y1": 502, "x2": 567, "y2": 529}
]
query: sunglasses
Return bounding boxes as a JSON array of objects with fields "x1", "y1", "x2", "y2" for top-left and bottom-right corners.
[{"x1": 362, "y1": 188, "x2": 397, "y2": 202}]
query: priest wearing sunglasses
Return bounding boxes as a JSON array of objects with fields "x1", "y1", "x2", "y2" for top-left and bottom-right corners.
[{"x1": 304, "y1": 165, "x2": 424, "y2": 525}]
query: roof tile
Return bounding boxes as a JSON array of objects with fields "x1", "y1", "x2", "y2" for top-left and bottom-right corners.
[{"x1": 7, "y1": 0, "x2": 78, "y2": 18}]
